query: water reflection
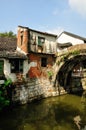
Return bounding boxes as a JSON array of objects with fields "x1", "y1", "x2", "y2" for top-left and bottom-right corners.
[
  {"x1": 74, "y1": 91, "x2": 86, "y2": 130},
  {"x1": 0, "y1": 94, "x2": 86, "y2": 130}
]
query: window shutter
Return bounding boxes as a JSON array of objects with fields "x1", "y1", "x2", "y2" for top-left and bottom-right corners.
[{"x1": 38, "y1": 37, "x2": 42, "y2": 46}]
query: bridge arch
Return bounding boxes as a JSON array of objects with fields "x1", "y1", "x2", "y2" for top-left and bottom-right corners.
[{"x1": 55, "y1": 44, "x2": 86, "y2": 93}]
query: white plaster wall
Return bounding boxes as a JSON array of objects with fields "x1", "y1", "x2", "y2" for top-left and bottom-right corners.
[
  {"x1": 45, "y1": 36, "x2": 57, "y2": 53},
  {"x1": 58, "y1": 33, "x2": 84, "y2": 45},
  {"x1": 23, "y1": 60, "x2": 36, "y2": 78},
  {"x1": 30, "y1": 31, "x2": 57, "y2": 53},
  {"x1": 4, "y1": 59, "x2": 16, "y2": 81},
  {"x1": 23, "y1": 60, "x2": 29, "y2": 77}
]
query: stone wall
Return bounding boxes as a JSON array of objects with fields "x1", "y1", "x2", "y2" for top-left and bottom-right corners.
[
  {"x1": 81, "y1": 77, "x2": 86, "y2": 90},
  {"x1": 12, "y1": 77, "x2": 66, "y2": 105}
]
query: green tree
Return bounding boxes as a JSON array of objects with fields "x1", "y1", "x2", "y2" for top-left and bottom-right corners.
[
  {"x1": 0, "y1": 79, "x2": 13, "y2": 111},
  {"x1": 0, "y1": 31, "x2": 16, "y2": 38}
]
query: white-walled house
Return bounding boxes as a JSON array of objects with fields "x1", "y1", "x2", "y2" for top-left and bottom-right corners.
[
  {"x1": 57, "y1": 31, "x2": 86, "y2": 52},
  {"x1": 58, "y1": 31, "x2": 86, "y2": 45}
]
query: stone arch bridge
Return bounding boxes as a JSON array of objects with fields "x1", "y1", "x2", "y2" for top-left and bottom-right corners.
[{"x1": 53, "y1": 44, "x2": 86, "y2": 93}]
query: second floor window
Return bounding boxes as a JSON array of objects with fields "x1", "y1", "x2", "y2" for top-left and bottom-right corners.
[{"x1": 38, "y1": 36, "x2": 45, "y2": 46}]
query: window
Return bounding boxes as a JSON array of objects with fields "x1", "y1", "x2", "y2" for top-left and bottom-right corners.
[
  {"x1": 21, "y1": 35, "x2": 23, "y2": 45},
  {"x1": 38, "y1": 36, "x2": 45, "y2": 46},
  {"x1": 41, "y1": 57, "x2": 47, "y2": 67},
  {"x1": 10, "y1": 59, "x2": 23, "y2": 73},
  {"x1": 20, "y1": 31, "x2": 23, "y2": 45},
  {"x1": 0, "y1": 61, "x2": 4, "y2": 75}
]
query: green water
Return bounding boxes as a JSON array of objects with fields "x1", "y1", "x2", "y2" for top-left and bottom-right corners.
[{"x1": 0, "y1": 93, "x2": 86, "y2": 130}]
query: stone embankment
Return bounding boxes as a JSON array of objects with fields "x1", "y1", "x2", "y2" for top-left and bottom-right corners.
[{"x1": 12, "y1": 77, "x2": 66, "y2": 104}]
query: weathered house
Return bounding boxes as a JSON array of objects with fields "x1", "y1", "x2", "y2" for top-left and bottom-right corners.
[
  {"x1": 17, "y1": 26, "x2": 57, "y2": 79},
  {"x1": 0, "y1": 27, "x2": 59, "y2": 104},
  {"x1": 0, "y1": 26, "x2": 58, "y2": 82},
  {"x1": 0, "y1": 36, "x2": 28, "y2": 82}
]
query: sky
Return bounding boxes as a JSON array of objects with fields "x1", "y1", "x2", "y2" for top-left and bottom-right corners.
[{"x1": 0, "y1": 0, "x2": 86, "y2": 37}]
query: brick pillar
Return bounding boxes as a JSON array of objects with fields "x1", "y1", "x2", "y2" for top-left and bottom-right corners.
[
  {"x1": 23, "y1": 28, "x2": 29, "y2": 54},
  {"x1": 17, "y1": 26, "x2": 29, "y2": 54}
]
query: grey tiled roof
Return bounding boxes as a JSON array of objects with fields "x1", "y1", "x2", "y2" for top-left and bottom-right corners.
[
  {"x1": 0, "y1": 36, "x2": 17, "y2": 51},
  {"x1": 58, "y1": 42, "x2": 72, "y2": 47},
  {"x1": 0, "y1": 51, "x2": 27, "y2": 59},
  {"x1": 0, "y1": 37, "x2": 27, "y2": 59}
]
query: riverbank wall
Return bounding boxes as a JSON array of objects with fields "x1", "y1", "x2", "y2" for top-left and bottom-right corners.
[{"x1": 12, "y1": 77, "x2": 66, "y2": 104}]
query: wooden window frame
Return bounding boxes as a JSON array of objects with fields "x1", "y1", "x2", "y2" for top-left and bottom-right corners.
[{"x1": 38, "y1": 36, "x2": 45, "y2": 46}]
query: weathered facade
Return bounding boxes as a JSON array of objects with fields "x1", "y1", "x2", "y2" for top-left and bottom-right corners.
[
  {"x1": 11, "y1": 26, "x2": 62, "y2": 104},
  {"x1": 17, "y1": 26, "x2": 57, "y2": 79},
  {"x1": 17, "y1": 26, "x2": 57, "y2": 54}
]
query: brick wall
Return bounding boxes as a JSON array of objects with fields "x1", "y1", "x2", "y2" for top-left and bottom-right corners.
[{"x1": 17, "y1": 26, "x2": 29, "y2": 54}]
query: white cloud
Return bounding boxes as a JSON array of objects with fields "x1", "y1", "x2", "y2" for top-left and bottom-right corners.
[{"x1": 69, "y1": 0, "x2": 86, "y2": 17}]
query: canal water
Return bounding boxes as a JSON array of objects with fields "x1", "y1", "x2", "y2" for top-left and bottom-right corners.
[{"x1": 0, "y1": 93, "x2": 86, "y2": 130}]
